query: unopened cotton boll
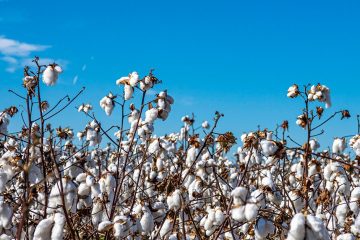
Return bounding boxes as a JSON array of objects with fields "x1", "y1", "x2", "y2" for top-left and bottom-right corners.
[
  {"x1": 42, "y1": 65, "x2": 62, "y2": 86},
  {"x1": 332, "y1": 137, "x2": 346, "y2": 154}
]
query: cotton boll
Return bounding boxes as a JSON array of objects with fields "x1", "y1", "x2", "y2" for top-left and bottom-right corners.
[
  {"x1": 336, "y1": 201, "x2": 348, "y2": 227},
  {"x1": 124, "y1": 84, "x2": 133, "y2": 100},
  {"x1": 113, "y1": 216, "x2": 130, "y2": 238},
  {"x1": 337, "y1": 233, "x2": 355, "y2": 240},
  {"x1": 260, "y1": 139, "x2": 278, "y2": 157},
  {"x1": 310, "y1": 139, "x2": 320, "y2": 152},
  {"x1": 99, "y1": 93, "x2": 115, "y2": 116},
  {"x1": 0, "y1": 113, "x2": 10, "y2": 135},
  {"x1": 75, "y1": 173, "x2": 87, "y2": 183},
  {"x1": 167, "y1": 189, "x2": 182, "y2": 211},
  {"x1": 145, "y1": 108, "x2": 158, "y2": 124},
  {"x1": 287, "y1": 84, "x2": 299, "y2": 98},
  {"x1": 202, "y1": 121, "x2": 210, "y2": 129},
  {"x1": 0, "y1": 199, "x2": 13, "y2": 229},
  {"x1": 140, "y1": 207, "x2": 154, "y2": 235},
  {"x1": 33, "y1": 218, "x2": 54, "y2": 240},
  {"x1": 214, "y1": 207, "x2": 225, "y2": 225},
  {"x1": 42, "y1": 65, "x2": 62, "y2": 86},
  {"x1": 287, "y1": 213, "x2": 305, "y2": 240},
  {"x1": 51, "y1": 213, "x2": 65, "y2": 240},
  {"x1": 98, "y1": 220, "x2": 113, "y2": 232},
  {"x1": 160, "y1": 218, "x2": 173, "y2": 239},
  {"x1": 231, "y1": 187, "x2": 248, "y2": 205},
  {"x1": 92, "y1": 200, "x2": 103, "y2": 227},
  {"x1": 231, "y1": 205, "x2": 246, "y2": 222},
  {"x1": 333, "y1": 138, "x2": 346, "y2": 154},
  {"x1": 0, "y1": 234, "x2": 11, "y2": 240},
  {"x1": 86, "y1": 175, "x2": 95, "y2": 186},
  {"x1": 78, "y1": 182, "x2": 91, "y2": 196},
  {"x1": 305, "y1": 215, "x2": 330, "y2": 240},
  {"x1": 349, "y1": 135, "x2": 360, "y2": 156},
  {"x1": 244, "y1": 203, "x2": 259, "y2": 221},
  {"x1": 129, "y1": 72, "x2": 139, "y2": 87},
  {"x1": 186, "y1": 146, "x2": 198, "y2": 167}
]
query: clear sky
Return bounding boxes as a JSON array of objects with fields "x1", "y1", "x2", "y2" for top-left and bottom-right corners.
[{"x1": 1, "y1": 0, "x2": 359, "y2": 151}]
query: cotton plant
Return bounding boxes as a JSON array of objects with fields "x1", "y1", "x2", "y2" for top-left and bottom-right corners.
[{"x1": 2, "y1": 58, "x2": 360, "y2": 239}]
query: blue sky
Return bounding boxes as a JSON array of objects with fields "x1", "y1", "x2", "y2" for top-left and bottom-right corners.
[{"x1": 1, "y1": 0, "x2": 359, "y2": 151}]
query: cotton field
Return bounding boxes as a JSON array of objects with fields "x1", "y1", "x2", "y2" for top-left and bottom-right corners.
[{"x1": 1, "y1": 57, "x2": 360, "y2": 240}]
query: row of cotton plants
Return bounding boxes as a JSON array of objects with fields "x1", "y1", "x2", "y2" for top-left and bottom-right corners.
[{"x1": 0, "y1": 57, "x2": 359, "y2": 239}]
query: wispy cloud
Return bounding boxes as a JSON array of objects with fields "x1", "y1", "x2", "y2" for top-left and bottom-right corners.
[
  {"x1": 0, "y1": 36, "x2": 50, "y2": 57},
  {"x1": 0, "y1": 36, "x2": 52, "y2": 72}
]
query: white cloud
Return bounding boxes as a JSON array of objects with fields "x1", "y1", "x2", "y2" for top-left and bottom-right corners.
[
  {"x1": 0, "y1": 36, "x2": 53, "y2": 73},
  {"x1": 0, "y1": 36, "x2": 50, "y2": 57}
]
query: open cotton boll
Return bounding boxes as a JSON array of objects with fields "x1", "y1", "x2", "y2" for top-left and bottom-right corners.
[
  {"x1": 124, "y1": 84, "x2": 133, "y2": 100},
  {"x1": 129, "y1": 72, "x2": 139, "y2": 87},
  {"x1": 244, "y1": 203, "x2": 259, "y2": 221},
  {"x1": 0, "y1": 234, "x2": 11, "y2": 240},
  {"x1": 42, "y1": 65, "x2": 62, "y2": 86},
  {"x1": 332, "y1": 138, "x2": 346, "y2": 154},
  {"x1": 167, "y1": 189, "x2": 182, "y2": 211},
  {"x1": 349, "y1": 135, "x2": 360, "y2": 156},
  {"x1": 306, "y1": 215, "x2": 330, "y2": 240},
  {"x1": 75, "y1": 173, "x2": 87, "y2": 183},
  {"x1": 336, "y1": 201, "x2": 348, "y2": 227},
  {"x1": 0, "y1": 198, "x2": 13, "y2": 229},
  {"x1": 286, "y1": 213, "x2": 305, "y2": 240},
  {"x1": 231, "y1": 187, "x2": 248, "y2": 205},
  {"x1": 33, "y1": 218, "x2": 54, "y2": 240},
  {"x1": 140, "y1": 206, "x2": 154, "y2": 234},
  {"x1": 160, "y1": 218, "x2": 174, "y2": 239},
  {"x1": 231, "y1": 205, "x2": 246, "y2": 222},
  {"x1": 0, "y1": 113, "x2": 10, "y2": 135},
  {"x1": 260, "y1": 139, "x2": 278, "y2": 157},
  {"x1": 202, "y1": 121, "x2": 210, "y2": 129},
  {"x1": 51, "y1": 213, "x2": 65, "y2": 240},
  {"x1": 287, "y1": 84, "x2": 299, "y2": 98},
  {"x1": 98, "y1": 220, "x2": 113, "y2": 232},
  {"x1": 113, "y1": 215, "x2": 130, "y2": 238},
  {"x1": 186, "y1": 146, "x2": 198, "y2": 167},
  {"x1": 99, "y1": 93, "x2": 115, "y2": 116},
  {"x1": 337, "y1": 233, "x2": 355, "y2": 240},
  {"x1": 310, "y1": 139, "x2": 320, "y2": 152},
  {"x1": 145, "y1": 108, "x2": 158, "y2": 124}
]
